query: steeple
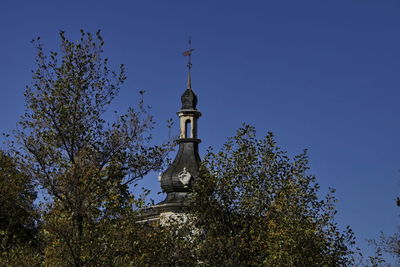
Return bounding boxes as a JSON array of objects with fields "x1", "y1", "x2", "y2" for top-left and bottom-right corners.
[{"x1": 158, "y1": 40, "x2": 201, "y2": 204}]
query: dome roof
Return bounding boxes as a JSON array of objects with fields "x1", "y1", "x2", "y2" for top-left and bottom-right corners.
[
  {"x1": 181, "y1": 89, "x2": 198, "y2": 110},
  {"x1": 160, "y1": 139, "x2": 201, "y2": 195}
]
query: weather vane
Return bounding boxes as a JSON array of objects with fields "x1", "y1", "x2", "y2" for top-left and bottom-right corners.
[
  {"x1": 182, "y1": 37, "x2": 194, "y2": 71},
  {"x1": 182, "y1": 37, "x2": 194, "y2": 89}
]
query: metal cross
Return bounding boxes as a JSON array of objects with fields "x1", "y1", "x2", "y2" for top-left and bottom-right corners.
[{"x1": 182, "y1": 37, "x2": 194, "y2": 71}]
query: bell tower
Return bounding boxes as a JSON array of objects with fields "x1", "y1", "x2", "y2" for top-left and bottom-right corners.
[
  {"x1": 139, "y1": 41, "x2": 202, "y2": 223},
  {"x1": 158, "y1": 43, "x2": 201, "y2": 204}
]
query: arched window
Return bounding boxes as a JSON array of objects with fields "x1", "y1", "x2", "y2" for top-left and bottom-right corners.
[{"x1": 185, "y1": 119, "x2": 191, "y2": 138}]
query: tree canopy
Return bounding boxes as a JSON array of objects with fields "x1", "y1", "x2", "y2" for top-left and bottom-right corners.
[
  {"x1": 187, "y1": 125, "x2": 356, "y2": 266},
  {"x1": 1, "y1": 30, "x2": 170, "y2": 266},
  {"x1": 368, "y1": 197, "x2": 400, "y2": 266},
  {"x1": 0, "y1": 151, "x2": 37, "y2": 251}
]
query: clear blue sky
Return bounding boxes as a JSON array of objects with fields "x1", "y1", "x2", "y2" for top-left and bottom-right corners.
[{"x1": 1, "y1": 0, "x2": 399, "y2": 262}]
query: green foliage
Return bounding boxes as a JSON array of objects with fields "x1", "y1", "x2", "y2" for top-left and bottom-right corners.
[
  {"x1": 6, "y1": 30, "x2": 169, "y2": 266},
  {"x1": 0, "y1": 151, "x2": 40, "y2": 264},
  {"x1": 188, "y1": 124, "x2": 356, "y2": 266},
  {"x1": 0, "y1": 151, "x2": 37, "y2": 248},
  {"x1": 367, "y1": 197, "x2": 400, "y2": 266}
]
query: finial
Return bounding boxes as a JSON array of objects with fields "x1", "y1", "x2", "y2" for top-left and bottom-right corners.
[{"x1": 182, "y1": 37, "x2": 194, "y2": 89}]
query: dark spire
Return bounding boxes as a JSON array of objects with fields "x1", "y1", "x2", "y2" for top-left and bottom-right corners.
[
  {"x1": 187, "y1": 71, "x2": 192, "y2": 89},
  {"x1": 158, "y1": 39, "x2": 202, "y2": 204},
  {"x1": 182, "y1": 37, "x2": 194, "y2": 90}
]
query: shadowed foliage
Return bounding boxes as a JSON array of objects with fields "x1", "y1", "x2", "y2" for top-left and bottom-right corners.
[
  {"x1": 1, "y1": 30, "x2": 170, "y2": 266},
  {"x1": 0, "y1": 151, "x2": 41, "y2": 265},
  {"x1": 187, "y1": 125, "x2": 356, "y2": 266}
]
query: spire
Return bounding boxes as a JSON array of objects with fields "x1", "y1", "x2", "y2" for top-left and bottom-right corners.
[
  {"x1": 187, "y1": 71, "x2": 192, "y2": 89},
  {"x1": 182, "y1": 37, "x2": 194, "y2": 90},
  {"x1": 157, "y1": 40, "x2": 202, "y2": 205}
]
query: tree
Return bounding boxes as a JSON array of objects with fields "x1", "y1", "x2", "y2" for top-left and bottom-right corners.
[
  {"x1": 0, "y1": 151, "x2": 39, "y2": 262},
  {"x1": 10, "y1": 30, "x2": 169, "y2": 266},
  {"x1": 187, "y1": 125, "x2": 356, "y2": 266},
  {"x1": 368, "y1": 197, "x2": 400, "y2": 266}
]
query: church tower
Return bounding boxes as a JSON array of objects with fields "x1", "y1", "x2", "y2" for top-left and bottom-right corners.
[
  {"x1": 158, "y1": 71, "x2": 201, "y2": 205},
  {"x1": 141, "y1": 43, "x2": 201, "y2": 222}
]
